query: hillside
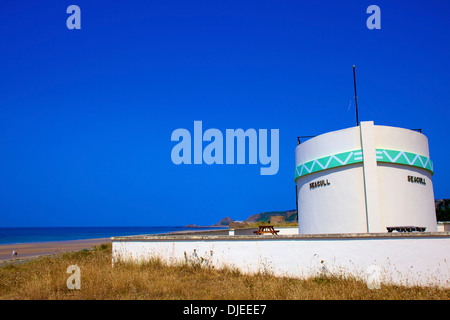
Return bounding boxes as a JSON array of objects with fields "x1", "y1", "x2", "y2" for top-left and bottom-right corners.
[
  {"x1": 212, "y1": 216, "x2": 234, "y2": 227},
  {"x1": 211, "y1": 210, "x2": 297, "y2": 227},
  {"x1": 244, "y1": 210, "x2": 297, "y2": 224}
]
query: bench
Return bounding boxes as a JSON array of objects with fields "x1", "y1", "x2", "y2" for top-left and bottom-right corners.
[
  {"x1": 386, "y1": 226, "x2": 426, "y2": 233},
  {"x1": 253, "y1": 225, "x2": 280, "y2": 235}
]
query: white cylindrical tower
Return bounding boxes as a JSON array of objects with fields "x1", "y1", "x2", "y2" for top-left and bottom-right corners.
[{"x1": 295, "y1": 121, "x2": 437, "y2": 234}]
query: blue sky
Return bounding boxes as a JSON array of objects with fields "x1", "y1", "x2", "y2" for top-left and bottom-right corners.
[{"x1": 0, "y1": 1, "x2": 449, "y2": 227}]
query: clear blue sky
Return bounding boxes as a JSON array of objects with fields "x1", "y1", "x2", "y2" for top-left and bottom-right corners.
[{"x1": 0, "y1": 1, "x2": 449, "y2": 227}]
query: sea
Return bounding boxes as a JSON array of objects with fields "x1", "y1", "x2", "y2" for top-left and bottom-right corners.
[{"x1": 0, "y1": 226, "x2": 224, "y2": 245}]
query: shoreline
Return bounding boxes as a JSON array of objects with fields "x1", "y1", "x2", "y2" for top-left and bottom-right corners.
[
  {"x1": 0, "y1": 228, "x2": 227, "y2": 264},
  {"x1": 0, "y1": 238, "x2": 112, "y2": 263}
]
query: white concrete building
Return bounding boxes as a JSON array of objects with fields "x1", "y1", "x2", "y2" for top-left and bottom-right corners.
[{"x1": 295, "y1": 121, "x2": 437, "y2": 234}]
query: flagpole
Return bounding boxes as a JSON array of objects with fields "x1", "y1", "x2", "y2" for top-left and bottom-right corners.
[{"x1": 353, "y1": 65, "x2": 359, "y2": 126}]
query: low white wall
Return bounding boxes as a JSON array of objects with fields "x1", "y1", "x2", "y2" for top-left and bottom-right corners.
[
  {"x1": 228, "y1": 227, "x2": 298, "y2": 236},
  {"x1": 112, "y1": 233, "x2": 450, "y2": 288},
  {"x1": 437, "y1": 223, "x2": 450, "y2": 232},
  {"x1": 275, "y1": 227, "x2": 298, "y2": 235}
]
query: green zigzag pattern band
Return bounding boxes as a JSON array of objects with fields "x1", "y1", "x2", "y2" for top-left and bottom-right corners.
[
  {"x1": 295, "y1": 149, "x2": 433, "y2": 180},
  {"x1": 376, "y1": 149, "x2": 433, "y2": 173},
  {"x1": 294, "y1": 150, "x2": 363, "y2": 180}
]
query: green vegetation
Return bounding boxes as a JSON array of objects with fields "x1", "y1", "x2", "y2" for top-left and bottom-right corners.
[
  {"x1": 436, "y1": 199, "x2": 450, "y2": 222},
  {"x1": 243, "y1": 210, "x2": 297, "y2": 223}
]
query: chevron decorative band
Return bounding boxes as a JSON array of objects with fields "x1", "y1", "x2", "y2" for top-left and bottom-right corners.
[
  {"x1": 295, "y1": 148, "x2": 433, "y2": 180},
  {"x1": 295, "y1": 150, "x2": 363, "y2": 180},
  {"x1": 375, "y1": 149, "x2": 433, "y2": 173}
]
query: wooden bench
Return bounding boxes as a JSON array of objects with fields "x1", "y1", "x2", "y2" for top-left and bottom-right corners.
[{"x1": 253, "y1": 225, "x2": 280, "y2": 235}]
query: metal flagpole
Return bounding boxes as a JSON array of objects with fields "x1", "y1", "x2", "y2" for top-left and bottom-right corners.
[{"x1": 353, "y1": 65, "x2": 359, "y2": 126}]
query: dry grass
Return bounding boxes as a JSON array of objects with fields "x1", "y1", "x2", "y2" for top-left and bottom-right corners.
[{"x1": 0, "y1": 243, "x2": 449, "y2": 300}]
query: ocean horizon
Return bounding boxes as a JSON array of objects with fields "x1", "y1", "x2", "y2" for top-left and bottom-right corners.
[{"x1": 0, "y1": 226, "x2": 224, "y2": 245}]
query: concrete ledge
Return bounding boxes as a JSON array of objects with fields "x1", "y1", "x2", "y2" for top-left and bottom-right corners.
[{"x1": 111, "y1": 231, "x2": 450, "y2": 242}]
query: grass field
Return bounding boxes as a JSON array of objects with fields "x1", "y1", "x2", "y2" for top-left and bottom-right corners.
[{"x1": 0, "y1": 243, "x2": 449, "y2": 300}]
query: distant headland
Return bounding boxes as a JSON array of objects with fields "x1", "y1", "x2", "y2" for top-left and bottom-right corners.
[
  {"x1": 185, "y1": 209, "x2": 298, "y2": 228},
  {"x1": 185, "y1": 200, "x2": 449, "y2": 228}
]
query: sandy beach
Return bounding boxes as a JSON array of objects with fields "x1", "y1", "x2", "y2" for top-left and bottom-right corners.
[
  {"x1": 0, "y1": 228, "x2": 227, "y2": 264},
  {"x1": 0, "y1": 227, "x2": 222, "y2": 264},
  {"x1": 0, "y1": 238, "x2": 112, "y2": 263}
]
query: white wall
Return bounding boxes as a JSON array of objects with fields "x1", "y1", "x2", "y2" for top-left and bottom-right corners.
[
  {"x1": 297, "y1": 165, "x2": 367, "y2": 234},
  {"x1": 374, "y1": 125, "x2": 437, "y2": 231},
  {"x1": 295, "y1": 125, "x2": 366, "y2": 234},
  {"x1": 295, "y1": 126, "x2": 361, "y2": 164},
  {"x1": 276, "y1": 227, "x2": 298, "y2": 235},
  {"x1": 112, "y1": 234, "x2": 450, "y2": 288},
  {"x1": 377, "y1": 164, "x2": 437, "y2": 231},
  {"x1": 374, "y1": 125, "x2": 430, "y2": 157}
]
